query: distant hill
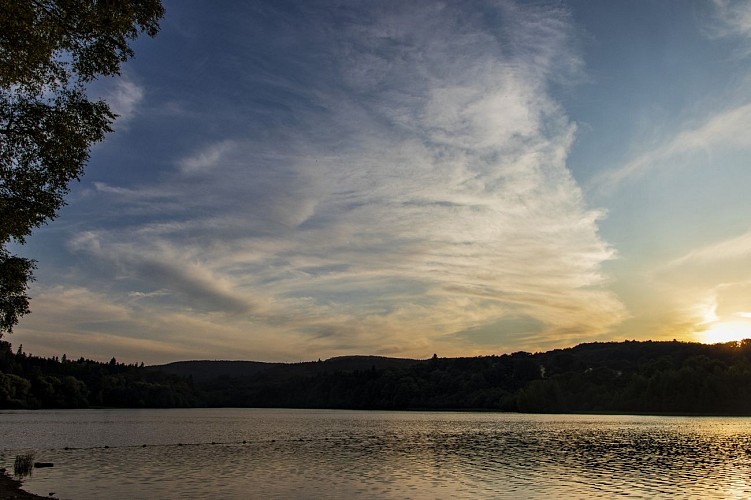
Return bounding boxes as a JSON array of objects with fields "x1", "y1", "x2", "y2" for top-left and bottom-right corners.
[
  {"x1": 153, "y1": 355, "x2": 421, "y2": 383},
  {"x1": 153, "y1": 360, "x2": 283, "y2": 382}
]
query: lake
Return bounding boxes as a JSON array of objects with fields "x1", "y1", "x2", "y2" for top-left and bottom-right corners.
[{"x1": 2, "y1": 409, "x2": 750, "y2": 498}]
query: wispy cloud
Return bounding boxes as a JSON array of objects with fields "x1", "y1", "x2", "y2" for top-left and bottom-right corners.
[
  {"x1": 662, "y1": 229, "x2": 751, "y2": 270},
  {"x1": 589, "y1": 0, "x2": 751, "y2": 196},
  {"x1": 590, "y1": 102, "x2": 751, "y2": 194},
  {"x1": 178, "y1": 140, "x2": 237, "y2": 174},
  {"x1": 23, "y1": 1, "x2": 626, "y2": 361},
  {"x1": 18, "y1": 285, "x2": 272, "y2": 362},
  {"x1": 98, "y1": 76, "x2": 145, "y2": 125},
  {"x1": 710, "y1": 0, "x2": 751, "y2": 51},
  {"x1": 69, "y1": 231, "x2": 252, "y2": 315}
]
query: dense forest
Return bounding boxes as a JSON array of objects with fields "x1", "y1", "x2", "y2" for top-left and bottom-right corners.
[
  {"x1": 4, "y1": 339, "x2": 751, "y2": 414},
  {"x1": 0, "y1": 342, "x2": 197, "y2": 409}
]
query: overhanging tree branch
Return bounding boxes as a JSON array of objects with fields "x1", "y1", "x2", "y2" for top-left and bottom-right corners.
[{"x1": 0, "y1": 0, "x2": 164, "y2": 337}]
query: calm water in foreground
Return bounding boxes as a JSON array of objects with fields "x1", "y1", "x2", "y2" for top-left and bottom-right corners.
[{"x1": 2, "y1": 409, "x2": 751, "y2": 499}]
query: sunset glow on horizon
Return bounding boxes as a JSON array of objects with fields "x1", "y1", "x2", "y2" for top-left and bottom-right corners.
[{"x1": 698, "y1": 316, "x2": 751, "y2": 345}]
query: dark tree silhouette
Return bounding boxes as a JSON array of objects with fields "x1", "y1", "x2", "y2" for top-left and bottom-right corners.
[{"x1": 0, "y1": 0, "x2": 165, "y2": 336}]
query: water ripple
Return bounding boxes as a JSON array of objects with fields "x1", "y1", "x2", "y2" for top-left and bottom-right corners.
[{"x1": 3, "y1": 410, "x2": 751, "y2": 498}]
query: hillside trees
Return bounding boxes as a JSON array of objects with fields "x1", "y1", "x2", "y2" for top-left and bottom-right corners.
[
  {"x1": 0, "y1": 0, "x2": 164, "y2": 335},
  {"x1": 0, "y1": 341, "x2": 198, "y2": 408}
]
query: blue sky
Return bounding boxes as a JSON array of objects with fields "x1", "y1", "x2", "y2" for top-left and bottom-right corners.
[{"x1": 11, "y1": 0, "x2": 751, "y2": 363}]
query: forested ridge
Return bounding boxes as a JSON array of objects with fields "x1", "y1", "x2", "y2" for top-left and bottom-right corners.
[{"x1": 4, "y1": 339, "x2": 751, "y2": 414}]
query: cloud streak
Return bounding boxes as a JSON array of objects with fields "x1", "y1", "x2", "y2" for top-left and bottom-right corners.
[
  {"x1": 589, "y1": 0, "x2": 751, "y2": 196},
  {"x1": 20, "y1": 1, "x2": 626, "y2": 362},
  {"x1": 710, "y1": 0, "x2": 751, "y2": 50},
  {"x1": 92, "y1": 76, "x2": 145, "y2": 127},
  {"x1": 590, "y1": 102, "x2": 751, "y2": 194},
  {"x1": 662, "y1": 229, "x2": 751, "y2": 271}
]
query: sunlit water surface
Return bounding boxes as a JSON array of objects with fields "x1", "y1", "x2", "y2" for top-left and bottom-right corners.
[{"x1": 2, "y1": 409, "x2": 751, "y2": 499}]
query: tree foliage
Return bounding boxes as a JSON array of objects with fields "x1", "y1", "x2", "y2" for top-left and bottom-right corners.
[
  {"x1": 0, "y1": 341, "x2": 197, "y2": 408},
  {"x1": 0, "y1": 0, "x2": 164, "y2": 336},
  {"x1": 186, "y1": 340, "x2": 751, "y2": 415},
  {"x1": 4, "y1": 340, "x2": 751, "y2": 413}
]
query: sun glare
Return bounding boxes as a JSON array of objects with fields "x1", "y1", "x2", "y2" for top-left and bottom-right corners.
[{"x1": 700, "y1": 320, "x2": 751, "y2": 345}]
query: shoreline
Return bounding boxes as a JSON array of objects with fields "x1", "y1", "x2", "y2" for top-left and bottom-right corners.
[
  {"x1": 6, "y1": 406, "x2": 751, "y2": 417},
  {"x1": 0, "y1": 470, "x2": 49, "y2": 499}
]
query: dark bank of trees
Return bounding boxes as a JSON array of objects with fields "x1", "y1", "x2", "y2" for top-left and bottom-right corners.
[
  {"x1": 189, "y1": 340, "x2": 751, "y2": 415},
  {"x1": 0, "y1": 341, "x2": 196, "y2": 408},
  {"x1": 5, "y1": 339, "x2": 751, "y2": 414}
]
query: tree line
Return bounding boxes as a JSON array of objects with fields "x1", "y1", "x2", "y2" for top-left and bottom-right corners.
[
  {"x1": 0, "y1": 341, "x2": 196, "y2": 408},
  {"x1": 193, "y1": 340, "x2": 751, "y2": 414},
  {"x1": 4, "y1": 339, "x2": 751, "y2": 414}
]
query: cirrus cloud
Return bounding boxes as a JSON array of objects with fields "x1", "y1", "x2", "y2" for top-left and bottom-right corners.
[{"x1": 20, "y1": 1, "x2": 626, "y2": 362}]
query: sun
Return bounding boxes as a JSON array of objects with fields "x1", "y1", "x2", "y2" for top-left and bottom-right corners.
[
  {"x1": 699, "y1": 320, "x2": 751, "y2": 344},
  {"x1": 696, "y1": 299, "x2": 751, "y2": 344}
]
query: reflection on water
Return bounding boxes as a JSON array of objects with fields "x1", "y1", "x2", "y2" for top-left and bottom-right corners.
[{"x1": 2, "y1": 409, "x2": 751, "y2": 499}]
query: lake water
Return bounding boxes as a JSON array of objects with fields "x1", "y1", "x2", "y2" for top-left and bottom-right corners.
[{"x1": 2, "y1": 409, "x2": 751, "y2": 499}]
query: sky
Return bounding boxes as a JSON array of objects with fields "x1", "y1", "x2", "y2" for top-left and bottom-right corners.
[{"x1": 9, "y1": 0, "x2": 751, "y2": 364}]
